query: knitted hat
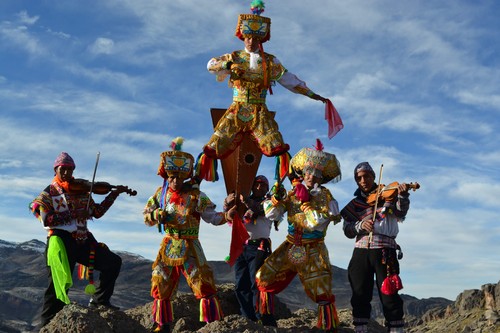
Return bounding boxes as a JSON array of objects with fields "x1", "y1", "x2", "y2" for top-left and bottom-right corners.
[
  {"x1": 157, "y1": 137, "x2": 194, "y2": 180},
  {"x1": 354, "y1": 162, "x2": 375, "y2": 179},
  {"x1": 290, "y1": 139, "x2": 341, "y2": 184},
  {"x1": 254, "y1": 175, "x2": 269, "y2": 186},
  {"x1": 53, "y1": 152, "x2": 75, "y2": 170},
  {"x1": 235, "y1": 0, "x2": 271, "y2": 43}
]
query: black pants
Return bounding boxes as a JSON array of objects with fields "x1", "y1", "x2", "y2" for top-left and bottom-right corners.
[
  {"x1": 348, "y1": 247, "x2": 403, "y2": 326},
  {"x1": 234, "y1": 239, "x2": 271, "y2": 321},
  {"x1": 40, "y1": 230, "x2": 122, "y2": 326}
]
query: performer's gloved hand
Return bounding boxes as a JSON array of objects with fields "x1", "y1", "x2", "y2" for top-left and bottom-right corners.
[
  {"x1": 308, "y1": 92, "x2": 328, "y2": 103},
  {"x1": 243, "y1": 209, "x2": 255, "y2": 224},
  {"x1": 294, "y1": 183, "x2": 310, "y2": 203},
  {"x1": 270, "y1": 182, "x2": 286, "y2": 201},
  {"x1": 154, "y1": 209, "x2": 173, "y2": 225},
  {"x1": 230, "y1": 63, "x2": 245, "y2": 77}
]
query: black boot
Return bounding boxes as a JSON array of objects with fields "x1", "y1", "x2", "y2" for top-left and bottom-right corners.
[
  {"x1": 150, "y1": 322, "x2": 170, "y2": 333},
  {"x1": 88, "y1": 298, "x2": 120, "y2": 310},
  {"x1": 259, "y1": 314, "x2": 277, "y2": 327}
]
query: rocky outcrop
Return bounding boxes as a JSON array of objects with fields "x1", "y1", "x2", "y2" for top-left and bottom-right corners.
[
  {"x1": 40, "y1": 284, "x2": 387, "y2": 333},
  {"x1": 407, "y1": 281, "x2": 500, "y2": 333},
  {"x1": 3, "y1": 239, "x2": 499, "y2": 332}
]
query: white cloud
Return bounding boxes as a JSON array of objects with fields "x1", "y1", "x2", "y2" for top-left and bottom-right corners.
[
  {"x1": 89, "y1": 37, "x2": 115, "y2": 55},
  {"x1": 0, "y1": 21, "x2": 45, "y2": 56},
  {"x1": 1, "y1": 0, "x2": 500, "y2": 302},
  {"x1": 16, "y1": 11, "x2": 39, "y2": 25}
]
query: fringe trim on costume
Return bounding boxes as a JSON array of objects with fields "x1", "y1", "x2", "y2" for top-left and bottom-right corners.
[
  {"x1": 274, "y1": 152, "x2": 291, "y2": 180},
  {"x1": 257, "y1": 291, "x2": 274, "y2": 315},
  {"x1": 152, "y1": 299, "x2": 174, "y2": 325},
  {"x1": 317, "y1": 302, "x2": 339, "y2": 331},
  {"x1": 78, "y1": 263, "x2": 88, "y2": 280},
  {"x1": 194, "y1": 153, "x2": 219, "y2": 182},
  {"x1": 199, "y1": 296, "x2": 223, "y2": 323},
  {"x1": 77, "y1": 244, "x2": 96, "y2": 295}
]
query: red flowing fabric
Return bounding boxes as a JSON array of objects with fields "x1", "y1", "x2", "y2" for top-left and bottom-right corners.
[
  {"x1": 227, "y1": 213, "x2": 249, "y2": 267},
  {"x1": 325, "y1": 99, "x2": 344, "y2": 139}
]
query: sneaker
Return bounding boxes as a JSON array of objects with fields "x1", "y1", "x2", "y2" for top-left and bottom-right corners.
[{"x1": 88, "y1": 298, "x2": 120, "y2": 310}]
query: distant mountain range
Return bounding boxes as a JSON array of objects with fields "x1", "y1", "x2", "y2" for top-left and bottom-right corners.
[{"x1": 0, "y1": 239, "x2": 455, "y2": 332}]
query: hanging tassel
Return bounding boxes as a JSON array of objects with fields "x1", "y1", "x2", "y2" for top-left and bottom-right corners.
[
  {"x1": 84, "y1": 245, "x2": 96, "y2": 295},
  {"x1": 78, "y1": 263, "x2": 88, "y2": 280},
  {"x1": 257, "y1": 291, "x2": 274, "y2": 315},
  {"x1": 274, "y1": 152, "x2": 291, "y2": 180},
  {"x1": 199, "y1": 296, "x2": 223, "y2": 323},
  {"x1": 152, "y1": 298, "x2": 174, "y2": 325},
  {"x1": 194, "y1": 153, "x2": 219, "y2": 182},
  {"x1": 317, "y1": 302, "x2": 339, "y2": 331}
]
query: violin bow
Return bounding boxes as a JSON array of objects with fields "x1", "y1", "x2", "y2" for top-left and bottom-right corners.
[
  {"x1": 86, "y1": 152, "x2": 100, "y2": 212},
  {"x1": 369, "y1": 164, "x2": 384, "y2": 245}
]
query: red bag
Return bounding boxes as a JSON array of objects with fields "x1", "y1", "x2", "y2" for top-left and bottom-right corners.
[{"x1": 381, "y1": 274, "x2": 403, "y2": 295}]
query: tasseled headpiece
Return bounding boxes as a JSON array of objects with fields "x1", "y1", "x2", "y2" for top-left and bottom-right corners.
[
  {"x1": 314, "y1": 138, "x2": 324, "y2": 151},
  {"x1": 290, "y1": 139, "x2": 342, "y2": 184},
  {"x1": 170, "y1": 137, "x2": 184, "y2": 151},
  {"x1": 157, "y1": 136, "x2": 194, "y2": 180},
  {"x1": 250, "y1": 0, "x2": 265, "y2": 15},
  {"x1": 235, "y1": 0, "x2": 271, "y2": 43}
]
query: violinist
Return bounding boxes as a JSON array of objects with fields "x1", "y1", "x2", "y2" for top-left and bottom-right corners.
[
  {"x1": 341, "y1": 162, "x2": 411, "y2": 333},
  {"x1": 30, "y1": 152, "x2": 128, "y2": 328}
]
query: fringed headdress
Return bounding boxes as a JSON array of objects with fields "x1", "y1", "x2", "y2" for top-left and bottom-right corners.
[
  {"x1": 290, "y1": 139, "x2": 342, "y2": 184},
  {"x1": 235, "y1": 0, "x2": 271, "y2": 43},
  {"x1": 157, "y1": 137, "x2": 194, "y2": 180}
]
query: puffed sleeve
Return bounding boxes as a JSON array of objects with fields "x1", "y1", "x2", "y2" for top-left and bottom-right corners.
[{"x1": 198, "y1": 191, "x2": 226, "y2": 226}]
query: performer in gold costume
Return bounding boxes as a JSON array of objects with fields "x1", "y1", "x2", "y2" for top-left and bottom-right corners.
[
  {"x1": 203, "y1": 1, "x2": 327, "y2": 166},
  {"x1": 256, "y1": 139, "x2": 342, "y2": 332},
  {"x1": 143, "y1": 137, "x2": 236, "y2": 333}
]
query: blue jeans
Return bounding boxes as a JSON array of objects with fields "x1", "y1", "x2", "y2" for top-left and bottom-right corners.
[{"x1": 234, "y1": 239, "x2": 271, "y2": 320}]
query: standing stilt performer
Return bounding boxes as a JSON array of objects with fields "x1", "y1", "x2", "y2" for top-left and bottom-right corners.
[
  {"x1": 256, "y1": 139, "x2": 342, "y2": 331},
  {"x1": 197, "y1": 0, "x2": 343, "y2": 188},
  {"x1": 143, "y1": 137, "x2": 237, "y2": 333}
]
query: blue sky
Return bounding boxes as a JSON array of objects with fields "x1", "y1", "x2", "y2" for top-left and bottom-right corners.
[{"x1": 1, "y1": 0, "x2": 499, "y2": 301}]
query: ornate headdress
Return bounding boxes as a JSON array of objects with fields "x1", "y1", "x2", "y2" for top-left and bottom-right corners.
[
  {"x1": 290, "y1": 139, "x2": 341, "y2": 184},
  {"x1": 235, "y1": 0, "x2": 271, "y2": 43},
  {"x1": 157, "y1": 137, "x2": 194, "y2": 180}
]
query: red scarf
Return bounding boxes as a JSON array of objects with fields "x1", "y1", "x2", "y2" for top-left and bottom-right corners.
[
  {"x1": 168, "y1": 188, "x2": 184, "y2": 205},
  {"x1": 53, "y1": 176, "x2": 73, "y2": 193}
]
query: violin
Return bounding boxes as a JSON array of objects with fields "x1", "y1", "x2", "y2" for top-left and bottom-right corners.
[
  {"x1": 366, "y1": 181, "x2": 420, "y2": 206},
  {"x1": 69, "y1": 178, "x2": 137, "y2": 196}
]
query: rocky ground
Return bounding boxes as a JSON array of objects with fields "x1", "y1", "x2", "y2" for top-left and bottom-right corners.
[
  {"x1": 37, "y1": 282, "x2": 500, "y2": 333},
  {"x1": 2, "y1": 240, "x2": 500, "y2": 332},
  {"x1": 39, "y1": 284, "x2": 387, "y2": 333}
]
